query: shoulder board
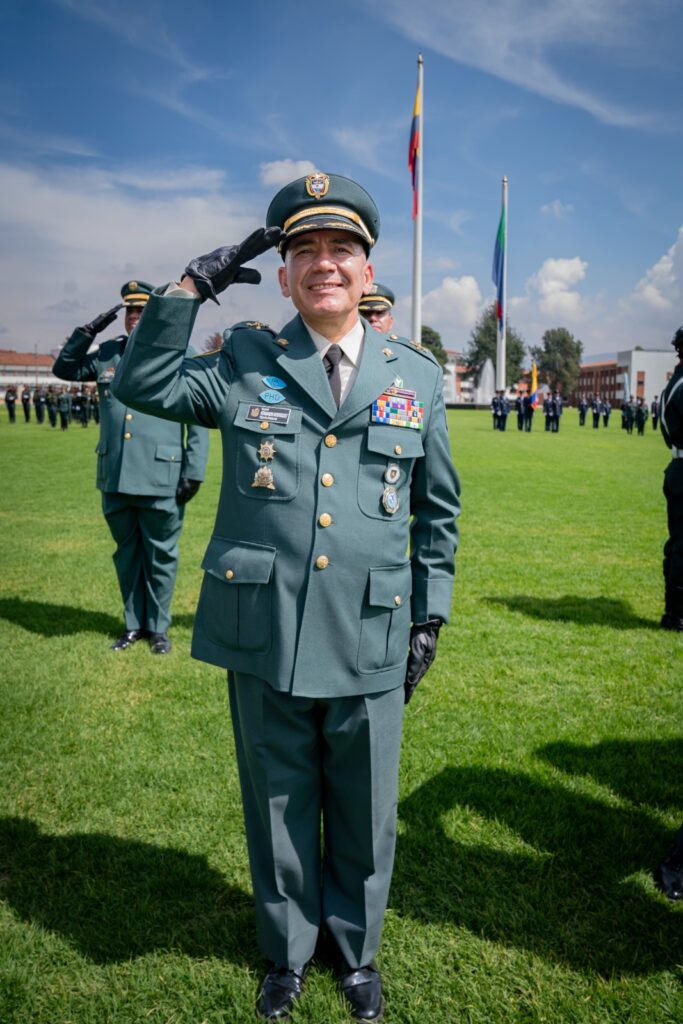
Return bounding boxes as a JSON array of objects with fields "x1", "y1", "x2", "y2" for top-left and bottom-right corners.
[
  {"x1": 230, "y1": 320, "x2": 277, "y2": 335},
  {"x1": 390, "y1": 334, "x2": 440, "y2": 364}
]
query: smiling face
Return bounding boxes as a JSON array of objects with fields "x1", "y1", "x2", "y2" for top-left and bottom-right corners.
[{"x1": 278, "y1": 230, "x2": 373, "y2": 340}]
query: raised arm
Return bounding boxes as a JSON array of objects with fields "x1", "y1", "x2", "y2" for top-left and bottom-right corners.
[{"x1": 52, "y1": 305, "x2": 122, "y2": 382}]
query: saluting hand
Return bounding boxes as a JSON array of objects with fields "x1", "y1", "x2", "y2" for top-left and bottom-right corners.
[
  {"x1": 404, "y1": 619, "x2": 442, "y2": 705},
  {"x1": 81, "y1": 304, "x2": 124, "y2": 338},
  {"x1": 182, "y1": 226, "x2": 285, "y2": 304}
]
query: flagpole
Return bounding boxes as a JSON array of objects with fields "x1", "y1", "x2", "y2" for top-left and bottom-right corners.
[
  {"x1": 411, "y1": 53, "x2": 423, "y2": 344},
  {"x1": 496, "y1": 175, "x2": 508, "y2": 391}
]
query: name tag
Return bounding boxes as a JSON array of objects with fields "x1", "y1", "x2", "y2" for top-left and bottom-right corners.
[{"x1": 246, "y1": 405, "x2": 292, "y2": 426}]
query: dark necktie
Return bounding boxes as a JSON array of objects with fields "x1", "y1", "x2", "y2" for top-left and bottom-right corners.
[{"x1": 323, "y1": 344, "x2": 343, "y2": 407}]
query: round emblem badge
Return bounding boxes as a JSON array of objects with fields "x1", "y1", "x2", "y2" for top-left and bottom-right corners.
[
  {"x1": 305, "y1": 173, "x2": 330, "y2": 199},
  {"x1": 384, "y1": 462, "x2": 401, "y2": 485},
  {"x1": 382, "y1": 486, "x2": 400, "y2": 515}
]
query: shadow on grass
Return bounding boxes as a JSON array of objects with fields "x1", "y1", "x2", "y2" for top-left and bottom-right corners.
[
  {"x1": 538, "y1": 738, "x2": 683, "y2": 812},
  {"x1": 0, "y1": 598, "x2": 195, "y2": 637},
  {"x1": 0, "y1": 817, "x2": 256, "y2": 965},
  {"x1": 485, "y1": 594, "x2": 657, "y2": 630},
  {"x1": 393, "y1": 753, "x2": 683, "y2": 975}
]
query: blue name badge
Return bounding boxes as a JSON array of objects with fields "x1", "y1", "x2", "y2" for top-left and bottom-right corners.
[
  {"x1": 259, "y1": 390, "x2": 286, "y2": 405},
  {"x1": 262, "y1": 375, "x2": 286, "y2": 390}
]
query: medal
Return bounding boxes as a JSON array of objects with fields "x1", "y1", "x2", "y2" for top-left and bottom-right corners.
[
  {"x1": 252, "y1": 466, "x2": 276, "y2": 490},
  {"x1": 258, "y1": 440, "x2": 277, "y2": 461},
  {"x1": 382, "y1": 486, "x2": 399, "y2": 515},
  {"x1": 384, "y1": 463, "x2": 401, "y2": 485}
]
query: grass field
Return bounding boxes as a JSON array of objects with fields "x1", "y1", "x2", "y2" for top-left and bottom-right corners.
[{"x1": 1, "y1": 407, "x2": 681, "y2": 1024}]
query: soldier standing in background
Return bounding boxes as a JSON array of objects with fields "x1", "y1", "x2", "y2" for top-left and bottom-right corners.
[
  {"x1": 358, "y1": 283, "x2": 395, "y2": 334},
  {"x1": 53, "y1": 281, "x2": 209, "y2": 654},
  {"x1": 21, "y1": 385, "x2": 31, "y2": 423},
  {"x1": 57, "y1": 387, "x2": 71, "y2": 429},
  {"x1": 651, "y1": 395, "x2": 660, "y2": 431},
  {"x1": 46, "y1": 387, "x2": 58, "y2": 428},
  {"x1": 491, "y1": 391, "x2": 501, "y2": 430},
  {"x1": 635, "y1": 398, "x2": 648, "y2": 435},
  {"x1": 515, "y1": 392, "x2": 524, "y2": 431},
  {"x1": 523, "y1": 391, "x2": 534, "y2": 431},
  {"x1": 591, "y1": 394, "x2": 601, "y2": 428},
  {"x1": 602, "y1": 398, "x2": 611, "y2": 428},
  {"x1": 5, "y1": 385, "x2": 17, "y2": 423},
  {"x1": 578, "y1": 396, "x2": 587, "y2": 426},
  {"x1": 34, "y1": 386, "x2": 47, "y2": 425}
]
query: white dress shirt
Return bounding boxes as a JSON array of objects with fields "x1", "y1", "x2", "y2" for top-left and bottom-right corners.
[{"x1": 302, "y1": 318, "x2": 365, "y2": 405}]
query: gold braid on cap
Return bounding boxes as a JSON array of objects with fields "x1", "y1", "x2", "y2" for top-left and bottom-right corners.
[{"x1": 283, "y1": 206, "x2": 374, "y2": 245}]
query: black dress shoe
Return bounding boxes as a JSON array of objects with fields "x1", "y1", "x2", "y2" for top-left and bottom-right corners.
[
  {"x1": 148, "y1": 632, "x2": 171, "y2": 654},
  {"x1": 340, "y1": 964, "x2": 384, "y2": 1022},
  {"x1": 256, "y1": 963, "x2": 309, "y2": 1020},
  {"x1": 111, "y1": 629, "x2": 144, "y2": 651},
  {"x1": 655, "y1": 833, "x2": 683, "y2": 900}
]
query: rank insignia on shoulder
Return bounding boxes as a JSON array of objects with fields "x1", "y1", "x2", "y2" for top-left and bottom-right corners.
[
  {"x1": 246, "y1": 321, "x2": 271, "y2": 330},
  {"x1": 382, "y1": 347, "x2": 394, "y2": 358}
]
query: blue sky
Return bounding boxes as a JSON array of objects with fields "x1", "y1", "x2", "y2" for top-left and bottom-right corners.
[{"x1": 1, "y1": 0, "x2": 682, "y2": 358}]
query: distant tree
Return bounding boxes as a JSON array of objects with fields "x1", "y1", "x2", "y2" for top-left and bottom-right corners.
[
  {"x1": 203, "y1": 332, "x2": 223, "y2": 354},
  {"x1": 421, "y1": 324, "x2": 448, "y2": 369},
  {"x1": 529, "y1": 327, "x2": 583, "y2": 395},
  {"x1": 463, "y1": 302, "x2": 525, "y2": 386}
]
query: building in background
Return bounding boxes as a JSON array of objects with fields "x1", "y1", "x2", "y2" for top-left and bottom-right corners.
[
  {"x1": 0, "y1": 349, "x2": 60, "y2": 395},
  {"x1": 569, "y1": 348, "x2": 675, "y2": 406}
]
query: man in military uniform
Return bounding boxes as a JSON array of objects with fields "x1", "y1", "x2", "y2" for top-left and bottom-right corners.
[
  {"x1": 658, "y1": 325, "x2": 683, "y2": 631},
  {"x1": 523, "y1": 391, "x2": 534, "y2": 431},
  {"x1": 578, "y1": 396, "x2": 587, "y2": 426},
  {"x1": 635, "y1": 398, "x2": 648, "y2": 435},
  {"x1": 491, "y1": 391, "x2": 501, "y2": 430},
  {"x1": 515, "y1": 392, "x2": 524, "y2": 431},
  {"x1": 46, "y1": 386, "x2": 58, "y2": 428},
  {"x1": 551, "y1": 391, "x2": 562, "y2": 432},
  {"x1": 5, "y1": 385, "x2": 17, "y2": 423},
  {"x1": 114, "y1": 173, "x2": 460, "y2": 1021},
  {"x1": 53, "y1": 281, "x2": 209, "y2": 654},
  {"x1": 498, "y1": 390, "x2": 510, "y2": 431},
  {"x1": 358, "y1": 283, "x2": 395, "y2": 334},
  {"x1": 602, "y1": 398, "x2": 611, "y2": 428},
  {"x1": 652, "y1": 394, "x2": 660, "y2": 431},
  {"x1": 21, "y1": 385, "x2": 31, "y2": 423},
  {"x1": 543, "y1": 393, "x2": 552, "y2": 431}
]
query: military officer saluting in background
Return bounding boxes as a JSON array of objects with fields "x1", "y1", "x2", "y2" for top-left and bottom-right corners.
[
  {"x1": 53, "y1": 281, "x2": 209, "y2": 654},
  {"x1": 114, "y1": 173, "x2": 460, "y2": 1021},
  {"x1": 358, "y1": 282, "x2": 395, "y2": 334}
]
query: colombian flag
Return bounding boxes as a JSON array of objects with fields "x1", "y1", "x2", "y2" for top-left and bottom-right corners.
[
  {"x1": 530, "y1": 360, "x2": 538, "y2": 409},
  {"x1": 408, "y1": 83, "x2": 421, "y2": 219},
  {"x1": 492, "y1": 206, "x2": 505, "y2": 337}
]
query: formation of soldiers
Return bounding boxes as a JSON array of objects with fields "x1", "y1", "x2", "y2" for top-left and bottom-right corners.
[{"x1": 3, "y1": 383, "x2": 100, "y2": 429}]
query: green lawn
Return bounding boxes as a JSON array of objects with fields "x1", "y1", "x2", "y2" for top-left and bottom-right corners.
[{"x1": 1, "y1": 408, "x2": 681, "y2": 1024}]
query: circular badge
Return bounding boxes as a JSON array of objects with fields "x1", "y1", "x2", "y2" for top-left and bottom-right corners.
[
  {"x1": 382, "y1": 486, "x2": 400, "y2": 515},
  {"x1": 384, "y1": 462, "x2": 401, "y2": 485}
]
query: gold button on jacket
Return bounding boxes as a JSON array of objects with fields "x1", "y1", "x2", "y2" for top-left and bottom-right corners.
[{"x1": 315, "y1": 555, "x2": 329, "y2": 570}]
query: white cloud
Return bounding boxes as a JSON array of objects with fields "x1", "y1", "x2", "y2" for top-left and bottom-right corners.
[
  {"x1": 259, "y1": 160, "x2": 318, "y2": 188},
  {"x1": 368, "y1": 0, "x2": 664, "y2": 127},
  {"x1": 541, "y1": 199, "x2": 574, "y2": 219},
  {"x1": 447, "y1": 209, "x2": 471, "y2": 233},
  {"x1": 0, "y1": 160, "x2": 292, "y2": 352},
  {"x1": 630, "y1": 227, "x2": 682, "y2": 311},
  {"x1": 394, "y1": 275, "x2": 484, "y2": 342},
  {"x1": 527, "y1": 257, "x2": 588, "y2": 318}
]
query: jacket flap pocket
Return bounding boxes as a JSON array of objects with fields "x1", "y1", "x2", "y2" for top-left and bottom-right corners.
[
  {"x1": 201, "y1": 536, "x2": 276, "y2": 585},
  {"x1": 367, "y1": 424, "x2": 424, "y2": 458},
  {"x1": 234, "y1": 402, "x2": 302, "y2": 435},
  {"x1": 155, "y1": 444, "x2": 183, "y2": 462},
  {"x1": 368, "y1": 563, "x2": 412, "y2": 608},
  {"x1": 95, "y1": 441, "x2": 107, "y2": 454}
]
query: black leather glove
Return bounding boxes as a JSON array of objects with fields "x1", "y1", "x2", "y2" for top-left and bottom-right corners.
[
  {"x1": 81, "y1": 304, "x2": 123, "y2": 338},
  {"x1": 183, "y1": 227, "x2": 285, "y2": 304},
  {"x1": 176, "y1": 479, "x2": 201, "y2": 506},
  {"x1": 404, "y1": 619, "x2": 442, "y2": 705}
]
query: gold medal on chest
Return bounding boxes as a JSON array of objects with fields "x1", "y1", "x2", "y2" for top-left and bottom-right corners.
[{"x1": 252, "y1": 466, "x2": 276, "y2": 490}]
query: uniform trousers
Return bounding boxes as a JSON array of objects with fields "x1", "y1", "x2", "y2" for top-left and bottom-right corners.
[
  {"x1": 228, "y1": 674, "x2": 404, "y2": 970},
  {"x1": 663, "y1": 463, "x2": 683, "y2": 590},
  {"x1": 102, "y1": 492, "x2": 184, "y2": 633}
]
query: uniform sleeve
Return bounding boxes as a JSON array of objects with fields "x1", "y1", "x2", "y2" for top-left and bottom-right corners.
[
  {"x1": 112, "y1": 292, "x2": 233, "y2": 429},
  {"x1": 409, "y1": 369, "x2": 461, "y2": 624},
  {"x1": 52, "y1": 328, "x2": 99, "y2": 382}
]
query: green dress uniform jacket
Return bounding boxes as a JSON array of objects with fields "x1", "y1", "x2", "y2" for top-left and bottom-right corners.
[
  {"x1": 113, "y1": 293, "x2": 460, "y2": 969},
  {"x1": 53, "y1": 329, "x2": 208, "y2": 493},
  {"x1": 53, "y1": 327, "x2": 209, "y2": 634},
  {"x1": 114, "y1": 296, "x2": 459, "y2": 698}
]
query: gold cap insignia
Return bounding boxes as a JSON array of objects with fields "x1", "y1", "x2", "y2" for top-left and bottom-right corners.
[
  {"x1": 305, "y1": 173, "x2": 330, "y2": 199},
  {"x1": 128, "y1": 281, "x2": 138, "y2": 290}
]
